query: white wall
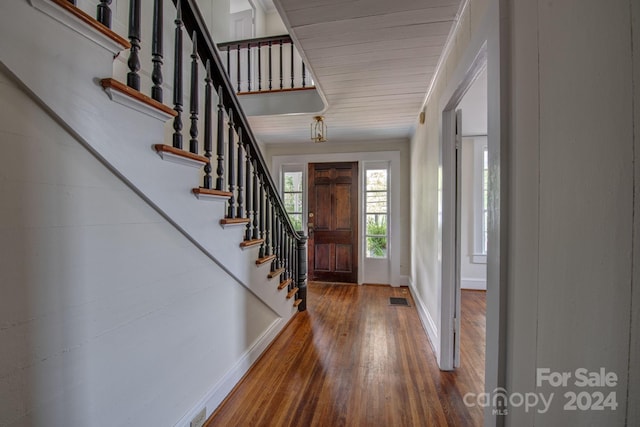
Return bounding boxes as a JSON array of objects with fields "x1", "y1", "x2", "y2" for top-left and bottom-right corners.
[
  {"x1": 264, "y1": 9, "x2": 286, "y2": 36},
  {"x1": 409, "y1": 0, "x2": 491, "y2": 369},
  {"x1": 458, "y1": 68, "x2": 488, "y2": 290},
  {"x1": 504, "y1": 0, "x2": 638, "y2": 425},
  {"x1": 0, "y1": 67, "x2": 278, "y2": 426},
  {"x1": 411, "y1": 0, "x2": 638, "y2": 425},
  {"x1": 460, "y1": 137, "x2": 486, "y2": 289}
]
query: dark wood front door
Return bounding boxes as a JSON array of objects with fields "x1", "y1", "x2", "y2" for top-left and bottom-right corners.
[{"x1": 308, "y1": 162, "x2": 358, "y2": 283}]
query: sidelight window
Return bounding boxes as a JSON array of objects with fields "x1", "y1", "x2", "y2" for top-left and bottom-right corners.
[
  {"x1": 282, "y1": 168, "x2": 304, "y2": 232},
  {"x1": 365, "y1": 168, "x2": 388, "y2": 258}
]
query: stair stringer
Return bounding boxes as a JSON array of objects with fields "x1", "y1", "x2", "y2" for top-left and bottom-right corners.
[{"x1": 0, "y1": 0, "x2": 297, "y2": 320}]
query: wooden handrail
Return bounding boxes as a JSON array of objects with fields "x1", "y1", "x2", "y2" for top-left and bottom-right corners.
[
  {"x1": 217, "y1": 34, "x2": 292, "y2": 50},
  {"x1": 174, "y1": 0, "x2": 303, "y2": 241}
]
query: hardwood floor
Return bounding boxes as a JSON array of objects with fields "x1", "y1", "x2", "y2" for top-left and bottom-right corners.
[{"x1": 206, "y1": 283, "x2": 485, "y2": 427}]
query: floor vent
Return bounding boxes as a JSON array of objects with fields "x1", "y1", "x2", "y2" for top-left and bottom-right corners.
[{"x1": 389, "y1": 297, "x2": 409, "y2": 307}]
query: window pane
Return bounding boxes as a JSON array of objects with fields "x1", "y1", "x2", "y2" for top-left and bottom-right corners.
[
  {"x1": 284, "y1": 171, "x2": 303, "y2": 192},
  {"x1": 284, "y1": 192, "x2": 303, "y2": 213},
  {"x1": 366, "y1": 191, "x2": 387, "y2": 213},
  {"x1": 366, "y1": 236, "x2": 387, "y2": 258},
  {"x1": 366, "y1": 170, "x2": 387, "y2": 191},
  {"x1": 288, "y1": 214, "x2": 303, "y2": 232},
  {"x1": 366, "y1": 214, "x2": 387, "y2": 235}
]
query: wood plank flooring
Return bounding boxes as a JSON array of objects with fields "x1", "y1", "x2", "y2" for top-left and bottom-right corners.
[{"x1": 206, "y1": 283, "x2": 485, "y2": 427}]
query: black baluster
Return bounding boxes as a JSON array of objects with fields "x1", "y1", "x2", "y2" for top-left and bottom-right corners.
[
  {"x1": 281, "y1": 218, "x2": 286, "y2": 271},
  {"x1": 277, "y1": 212, "x2": 283, "y2": 268},
  {"x1": 126, "y1": 0, "x2": 141, "y2": 90},
  {"x1": 284, "y1": 233, "x2": 289, "y2": 280},
  {"x1": 293, "y1": 238, "x2": 297, "y2": 283},
  {"x1": 302, "y1": 62, "x2": 306, "y2": 88},
  {"x1": 227, "y1": 110, "x2": 235, "y2": 218},
  {"x1": 292, "y1": 238, "x2": 297, "y2": 290},
  {"x1": 226, "y1": 45, "x2": 231, "y2": 77},
  {"x1": 203, "y1": 60, "x2": 213, "y2": 189},
  {"x1": 237, "y1": 44, "x2": 241, "y2": 93},
  {"x1": 244, "y1": 146, "x2": 252, "y2": 240},
  {"x1": 252, "y1": 160, "x2": 259, "y2": 240},
  {"x1": 247, "y1": 42, "x2": 251, "y2": 92},
  {"x1": 277, "y1": 215, "x2": 283, "y2": 270},
  {"x1": 279, "y1": 39, "x2": 283, "y2": 89},
  {"x1": 290, "y1": 41, "x2": 294, "y2": 88},
  {"x1": 288, "y1": 235, "x2": 293, "y2": 281},
  {"x1": 272, "y1": 212, "x2": 279, "y2": 272},
  {"x1": 257, "y1": 42, "x2": 262, "y2": 91},
  {"x1": 264, "y1": 188, "x2": 271, "y2": 256},
  {"x1": 297, "y1": 236, "x2": 308, "y2": 311},
  {"x1": 236, "y1": 128, "x2": 244, "y2": 218},
  {"x1": 258, "y1": 177, "x2": 265, "y2": 258},
  {"x1": 67, "y1": 0, "x2": 76, "y2": 5},
  {"x1": 215, "y1": 86, "x2": 225, "y2": 191},
  {"x1": 172, "y1": 1, "x2": 183, "y2": 149},
  {"x1": 268, "y1": 41, "x2": 272, "y2": 90},
  {"x1": 151, "y1": 0, "x2": 163, "y2": 102},
  {"x1": 270, "y1": 199, "x2": 276, "y2": 258},
  {"x1": 189, "y1": 32, "x2": 199, "y2": 154},
  {"x1": 96, "y1": 0, "x2": 112, "y2": 28}
]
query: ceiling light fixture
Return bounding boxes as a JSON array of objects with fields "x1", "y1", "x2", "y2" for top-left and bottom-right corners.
[{"x1": 310, "y1": 116, "x2": 327, "y2": 143}]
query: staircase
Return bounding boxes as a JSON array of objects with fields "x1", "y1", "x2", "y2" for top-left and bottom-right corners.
[
  {"x1": 21, "y1": 0, "x2": 308, "y2": 312},
  {"x1": 0, "y1": 1, "x2": 307, "y2": 423}
]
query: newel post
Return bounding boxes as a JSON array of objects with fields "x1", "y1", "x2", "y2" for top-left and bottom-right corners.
[{"x1": 296, "y1": 235, "x2": 308, "y2": 312}]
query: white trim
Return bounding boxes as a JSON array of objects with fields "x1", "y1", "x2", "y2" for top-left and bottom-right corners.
[
  {"x1": 193, "y1": 193, "x2": 230, "y2": 202},
  {"x1": 439, "y1": 37, "x2": 489, "y2": 373},
  {"x1": 461, "y1": 278, "x2": 487, "y2": 290},
  {"x1": 173, "y1": 317, "x2": 288, "y2": 427},
  {"x1": 471, "y1": 254, "x2": 487, "y2": 264},
  {"x1": 408, "y1": 277, "x2": 439, "y2": 356},
  {"x1": 103, "y1": 86, "x2": 176, "y2": 122},
  {"x1": 399, "y1": 275, "x2": 410, "y2": 286},
  {"x1": 28, "y1": 0, "x2": 127, "y2": 55},
  {"x1": 155, "y1": 150, "x2": 206, "y2": 169},
  {"x1": 419, "y1": 0, "x2": 471, "y2": 113},
  {"x1": 220, "y1": 221, "x2": 250, "y2": 229}
]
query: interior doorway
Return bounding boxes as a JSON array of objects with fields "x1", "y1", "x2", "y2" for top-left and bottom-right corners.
[
  {"x1": 307, "y1": 162, "x2": 358, "y2": 283},
  {"x1": 440, "y1": 50, "x2": 488, "y2": 374}
]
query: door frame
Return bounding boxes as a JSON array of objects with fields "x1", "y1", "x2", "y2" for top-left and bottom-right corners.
[
  {"x1": 272, "y1": 150, "x2": 402, "y2": 286},
  {"x1": 437, "y1": 0, "x2": 508, "y2": 423}
]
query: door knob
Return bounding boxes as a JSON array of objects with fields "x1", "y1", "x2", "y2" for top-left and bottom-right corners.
[{"x1": 307, "y1": 223, "x2": 314, "y2": 236}]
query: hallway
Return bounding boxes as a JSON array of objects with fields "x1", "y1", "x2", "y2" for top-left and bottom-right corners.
[{"x1": 206, "y1": 283, "x2": 485, "y2": 426}]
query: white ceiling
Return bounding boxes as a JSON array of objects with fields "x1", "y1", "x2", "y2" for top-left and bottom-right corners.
[{"x1": 247, "y1": 0, "x2": 463, "y2": 145}]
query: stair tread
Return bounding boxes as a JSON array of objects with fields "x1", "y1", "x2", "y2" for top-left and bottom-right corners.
[
  {"x1": 278, "y1": 278, "x2": 292, "y2": 290},
  {"x1": 240, "y1": 238, "x2": 264, "y2": 248},
  {"x1": 103, "y1": 79, "x2": 176, "y2": 118},
  {"x1": 267, "y1": 267, "x2": 285, "y2": 279},
  {"x1": 293, "y1": 299, "x2": 303, "y2": 307},
  {"x1": 154, "y1": 144, "x2": 207, "y2": 164},
  {"x1": 286, "y1": 287, "x2": 299, "y2": 299},
  {"x1": 192, "y1": 187, "x2": 232, "y2": 198},
  {"x1": 220, "y1": 217, "x2": 251, "y2": 225},
  {"x1": 256, "y1": 255, "x2": 276, "y2": 266},
  {"x1": 49, "y1": 0, "x2": 130, "y2": 49}
]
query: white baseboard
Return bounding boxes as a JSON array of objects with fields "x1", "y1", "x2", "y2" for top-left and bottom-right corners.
[
  {"x1": 174, "y1": 316, "x2": 288, "y2": 427},
  {"x1": 399, "y1": 275, "x2": 410, "y2": 286},
  {"x1": 461, "y1": 278, "x2": 487, "y2": 290},
  {"x1": 408, "y1": 277, "x2": 440, "y2": 358}
]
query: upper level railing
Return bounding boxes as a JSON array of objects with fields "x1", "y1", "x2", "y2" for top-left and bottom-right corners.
[
  {"x1": 59, "y1": 0, "x2": 308, "y2": 310},
  {"x1": 218, "y1": 34, "x2": 314, "y2": 94}
]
